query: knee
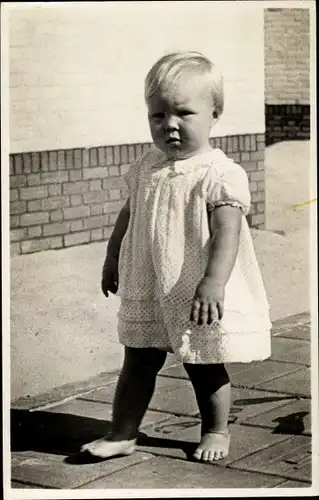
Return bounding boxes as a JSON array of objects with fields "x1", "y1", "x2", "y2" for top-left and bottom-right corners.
[
  {"x1": 124, "y1": 347, "x2": 166, "y2": 376},
  {"x1": 184, "y1": 362, "x2": 230, "y2": 388}
]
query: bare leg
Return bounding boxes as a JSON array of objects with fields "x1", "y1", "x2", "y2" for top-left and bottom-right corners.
[
  {"x1": 81, "y1": 346, "x2": 166, "y2": 458},
  {"x1": 184, "y1": 363, "x2": 231, "y2": 462}
]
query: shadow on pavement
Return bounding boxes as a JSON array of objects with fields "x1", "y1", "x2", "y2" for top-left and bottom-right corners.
[
  {"x1": 11, "y1": 409, "x2": 196, "y2": 464},
  {"x1": 11, "y1": 392, "x2": 304, "y2": 467},
  {"x1": 273, "y1": 411, "x2": 309, "y2": 435},
  {"x1": 11, "y1": 409, "x2": 112, "y2": 456},
  {"x1": 232, "y1": 395, "x2": 293, "y2": 406}
]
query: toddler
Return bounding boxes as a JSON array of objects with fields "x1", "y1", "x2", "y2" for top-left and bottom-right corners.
[{"x1": 81, "y1": 51, "x2": 271, "y2": 463}]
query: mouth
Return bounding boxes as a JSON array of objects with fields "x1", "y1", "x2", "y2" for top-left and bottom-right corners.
[{"x1": 166, "y1": 137, "x2": 181, "y2": 145}]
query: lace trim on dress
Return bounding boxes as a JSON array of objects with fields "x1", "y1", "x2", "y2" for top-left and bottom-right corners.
[{"x1": 207, "y1": 200, "x2": 246, "y2": 213}]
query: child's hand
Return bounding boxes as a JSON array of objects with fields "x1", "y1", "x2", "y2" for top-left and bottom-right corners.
[
  {"x1": 190, "y1": 277, "x2": 225, "y2": 325},
  {"x1": 101, "y1": 255, "x2": 119, "y2": 297}
]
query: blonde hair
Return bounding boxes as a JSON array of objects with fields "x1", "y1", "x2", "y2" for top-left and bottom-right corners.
[{"x1": 145, "y1": 51, "x2": 224, "y2": 118}]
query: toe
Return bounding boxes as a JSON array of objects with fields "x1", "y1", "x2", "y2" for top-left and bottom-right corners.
[
  {"x1": 201, "y1": 449, "x2": 210, "y2": 462},
  {"x1": 193, "y1": 447, "x2": 203, "y2": 461},
  {"x1": 214, "y1": 450, "x2": 222, "y2": 461},
  {"x1": 207, "y1": 451, "x2": 215, "y2": 462}
]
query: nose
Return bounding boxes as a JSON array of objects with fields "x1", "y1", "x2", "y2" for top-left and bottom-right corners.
[{"x1": 163, "y1": 114, "x2": 178, "y2": 130}]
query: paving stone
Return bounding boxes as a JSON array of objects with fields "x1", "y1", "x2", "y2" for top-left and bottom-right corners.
[
  {"x1": 82, "y1": 378, "x2": 294, "y2": 423},
  {"x1": 230, "y1": 387, "x2": 295, "y2": 423},
  {"x1": 45, "y1": 398, "x2": 171, "y2": 431},
  {"x1": 136, "y1": 416, "x2": 290, "y2": 466},
  {"x1": 230, "y1": 435, "x2": 312, "y2": 483},
  {"x1": 136, "y1": 415, "x2": 200, "y2": 460},
  {"x1": 46, "y1": 398, "x2": 114, "y2": 419},
  {"x1": 256, "y1": 368, "x2": 311, "y2": 398},
  {"x1": 159, "y1": 363, "x2": 189, "y2": 379},
  {"x1": 229, "y1": 361, "x2": 303, "y2": 388},
  {"x1": 270, "y1": 337, "x2": 310, "y2": 366},
  {"x1": 11, "y1": 371, "x2": 119, "y2": 411},
  {"x1": 11, "y1": 450, "x2": 153, "y2": 489},
  {"x1": 163, "y1": 353, "x2": 183, "y2": 368},
  {"x1": 271, "y1": 313, "x2": 311, "y2": 334},
  {"x1": 11, "y1": 481, "x2": 38, "y2": 488},
  {"x1": 150, "y1": 376, "x2": 201, "y2": 416},
  {"x1": 78, "y1": 455, "x2": 284, "y2": 489},
  {"x1": 155, "y1": 358, "x2": 305, "y2": 392},
  {"x1": 159, "y1": 361, "x2": 264, "y2": 382},
  {"x1": 227, "y1": 362, "x2": 259, "y2": 377},
  {"x1": 81, "y1": 377, "x2": 199, "y2": 417},
  {"x1": 275, "y1": 324, "x2": 311, "y2": 341},
  {"x1": 276, "y1": 479, "x2": 312, "y2": 488},
  {"x1": 245, "y1": 398, "x2": 311, "y2": 436},
  {"x1": 11, "y1": 407, "x2": 113, "y2": 450}
]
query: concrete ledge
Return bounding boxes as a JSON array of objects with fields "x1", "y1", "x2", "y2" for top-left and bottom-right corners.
[{"x1": 11, "y1": 370, "x2": 120, "y2": 411}]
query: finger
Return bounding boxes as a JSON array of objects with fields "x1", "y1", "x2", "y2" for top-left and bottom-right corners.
[
  {"x1": 217, "y1": 301, "x2": 224, "y2": 320},
  {"x1": 190, "y1": 300, "x2": 200, "y2": 323},
  {"x1": 109, "y1": 281, "x2": 118, "y2": 294},
  {"x1": 101, "y1": 280, "x2": 109, "y2": 297},
  {"x1": 208, "y1": 303, "x2": 219, "y2": 324},
  {"x1": 198, "y1": 303, "x2": 209, "y2": 326},
  {"x1": 207, "y1": 303, "x2": 214, "y2": 325}
]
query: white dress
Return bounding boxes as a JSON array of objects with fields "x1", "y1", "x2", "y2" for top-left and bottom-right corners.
[{"x1": 117, "y1": 148, "x2": 272, "y2": 364}]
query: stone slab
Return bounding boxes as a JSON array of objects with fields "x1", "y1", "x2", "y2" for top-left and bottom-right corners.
[
  {"x1": 275, "y1": 324, "x2": 311, "y2": 341},
  {"x1": 136, "y1": 415, "x2": 200, "y2": 461},
  {"x1": 230, "y1": 435, "x2": 312, "y2": 483},
  {"x1": 276, "y1": 479, "x2": 312, "y2": 488},
  {"x1": 81, "y1": 378, "x2": 295, "y2": 423},
  {"x1": 11, "y1": 407, "x2": 113, "y2": 452},
  {"x1": 230, "y1": 387, "x2": 295, "y2": 423},
  {"x1": 256, "y1": 368, "x2": 311, "y2": 398},
  {"x1": 162, "y1": 353, "x2": 183, "y2": 368},
  {"x1": 270, "y1": 337, "x2": 310, "y2": 366},
  {"x1": 136, "y1": 415, "x2": 290, "y2": 467},
  {"x1": 159, "y1": 363, "x2": 189, "y2": 379},
  {"x1": 245, "y1": 398, "x2": 311, "y2": 436},
  {"x1": 11, "y1": 481, "x2": 39, "y2": 489},
  {"x1": 45, "y1": 398, "x2": 171, "y2": 431},
  {"x1": 79, "y1": 455, "x2": 284, "y2": 489},
  {"x1": 159, "y1": 360, "x2": 305, "y2": 391},
  {"x1": 230, "y1": 361, "x2": 303, "y2": 388},
  {"x1": 159, "y1": 361, "x2": 268, "y2": 381},
  {"x1": 271, "y1": 313, "x2": 311, "y2": 334},
  {"x1": 11, "y1": 450, "x2": 153, "y2": 489},
  {"x1": 81, "y1": 377, "x2": 199, "y2": 417},
  {"x1": 11, "y1": 371, "x2": 119, "y2": 411}
]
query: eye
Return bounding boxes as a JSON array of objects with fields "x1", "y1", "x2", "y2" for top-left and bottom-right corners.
[
  {"x1": 150, "y1": 112, "x2": 164, "y2": 120},
  {"x1": 178, "y1": 110, "x2": 194, "y2": 117}
]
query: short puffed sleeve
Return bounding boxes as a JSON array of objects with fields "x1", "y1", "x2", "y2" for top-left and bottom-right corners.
[
  {"x1": 205, "y1": 159, "x2": 251, "y2": 215},
  {"x1": 122, "y1": 160, "x2": 139, "y2": 192},
  {"x1": 122, "y1": 150, "x2": 157, "y2": 194}
]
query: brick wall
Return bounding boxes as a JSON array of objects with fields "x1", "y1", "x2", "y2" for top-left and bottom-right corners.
[
  {"x1": 10, "y1": 134, "x2": 265, "y2": 255},
  {"x1": 265, "y1": 104, "x2": 310, "y2": 146},
  {"x1": 265, "y1": 8, "x2": 310, "y2": 105},
  {"x1": 264, "y1": 8, "x2": 310, "y2": 145}
]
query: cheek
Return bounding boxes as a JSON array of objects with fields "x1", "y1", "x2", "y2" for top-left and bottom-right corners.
[{"x1": 150, "y1": 122, "x2": 163, "y2": 134}]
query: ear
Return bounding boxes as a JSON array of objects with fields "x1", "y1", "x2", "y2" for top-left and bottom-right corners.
[{"x1": 212, "y1": 110, "x2": 219, "y2": 119}]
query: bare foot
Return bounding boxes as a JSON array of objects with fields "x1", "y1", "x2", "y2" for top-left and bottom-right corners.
[
  {"x1": 80, "y1": 437, "x2": 136, "y2": 458},
  {"x1": 193, "y1": 431, "x2": 230, "y2": 462}
]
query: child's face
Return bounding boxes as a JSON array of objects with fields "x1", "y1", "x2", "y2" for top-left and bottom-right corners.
[{"x1": 147, "y1": 75, "x2": 215, "y2": 160}]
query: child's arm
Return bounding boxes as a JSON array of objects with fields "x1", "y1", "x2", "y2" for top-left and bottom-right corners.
[
  {"x1": 106, "y1": 198, "x2": 130, "y2": 259},
  {"x1": 190, "y1": 205, "x2": 242, "y2": 325},
  {"x1": 101, "y1": 199, "x2": 130, "y2": 297}
]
